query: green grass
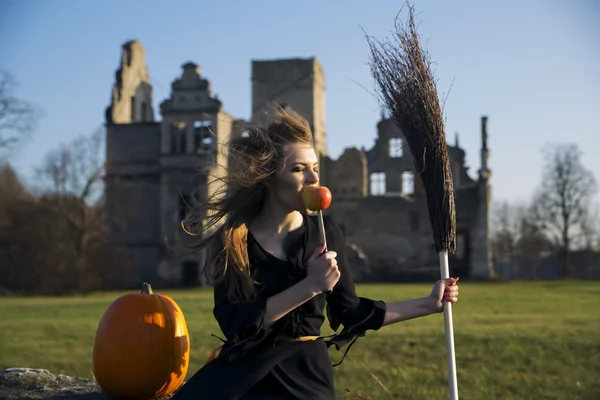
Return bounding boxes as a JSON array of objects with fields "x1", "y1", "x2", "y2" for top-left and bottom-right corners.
[{"x1": 1, "y1": 281, "x2": 599, "y2": 399}]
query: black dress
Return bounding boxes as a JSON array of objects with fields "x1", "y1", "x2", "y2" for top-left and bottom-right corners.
[{"x1": 172, "y1": 214, "x2": 387, "y2": 400}]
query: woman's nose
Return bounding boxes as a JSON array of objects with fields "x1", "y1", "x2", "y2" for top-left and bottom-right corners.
[{"x1": 306, "y1": 169, "x2": 319, "y2": 184}]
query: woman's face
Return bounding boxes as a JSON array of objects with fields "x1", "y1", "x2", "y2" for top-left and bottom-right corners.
[{"x1": 269, "y1": 143, "x2": 319, "y2": 212}]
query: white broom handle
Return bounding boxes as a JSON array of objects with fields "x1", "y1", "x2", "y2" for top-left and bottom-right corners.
[{"x1": 439, "y1": 251, "x2": 459, "y2": 400}]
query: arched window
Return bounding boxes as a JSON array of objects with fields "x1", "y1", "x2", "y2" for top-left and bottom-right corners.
[{"x1": 170, "y1": 122, "x2": 187, "y2": 154}]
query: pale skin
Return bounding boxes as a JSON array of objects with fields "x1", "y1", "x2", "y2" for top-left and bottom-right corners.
[{"x1": 248, "y1": 143, "x2": 459, "y2": 328}]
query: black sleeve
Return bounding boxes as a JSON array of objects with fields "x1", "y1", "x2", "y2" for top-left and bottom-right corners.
[
  {"x1": 324, "y1": 217, "x2": 387, "y2": 348},
  {"x1": 213, "y1": 281, "x2": 268, "y2": 342}
]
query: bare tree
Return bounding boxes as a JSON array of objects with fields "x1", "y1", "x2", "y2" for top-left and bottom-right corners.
[
  {"x1": 0, "y1": 163, "x2": 61, "y2": 294},
  {"x1": 531, "y1": 143, "x2": 598, "y2": 278},
  {"x1": 0, "y1": 69, "x2": 41, "y2": 159},
  {"x1": 35, "y1": 127, "x2": 105, "y2": 202},
  {"x1": 492, "y1": 200, "x2": 526, "y2": 279},
  {"x1": 518, "y1": 205, "x2": 554, "y2": 279},
  {"x1": 34, "y1": 127, "x2": 106, "y2": 291},
  {"x1": 0, "y1": 162, "x2": 29, "y2": 202}
]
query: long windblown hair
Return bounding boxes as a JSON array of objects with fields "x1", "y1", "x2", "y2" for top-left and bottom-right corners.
[{"x1": 181, "y1": 107, "x2": 314, "y2": 302}]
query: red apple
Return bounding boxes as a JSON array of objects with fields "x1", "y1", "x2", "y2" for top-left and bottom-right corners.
[{"x1": 302, "y1": 186, "x2": 332, "y2": 211}]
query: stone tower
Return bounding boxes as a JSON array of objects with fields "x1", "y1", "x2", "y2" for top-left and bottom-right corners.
[
  {"x1": 104, "y1": 40, "x2": 161, "y2": 287},
  {"x1": 157, "y1": 62, "x2": 232, "y2": 285},
  {"x1": 250, "y1": 58, "x2": 327, "y2": 174},
  {"x1": 105, "y1": 40, "x2": 154, "y2": 124},
  {"x1": 470, "y1": 116, "x2": 495, "y2": 279}
]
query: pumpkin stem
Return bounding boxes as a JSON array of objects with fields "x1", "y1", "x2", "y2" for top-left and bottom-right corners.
[{"x1": 141, "y1": 282, "x2": 153, "y2": 295}]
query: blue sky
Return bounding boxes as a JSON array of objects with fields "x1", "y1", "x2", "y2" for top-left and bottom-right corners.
[{"x1": 1, "y1": 0, "x2": 598, "y2": 204}]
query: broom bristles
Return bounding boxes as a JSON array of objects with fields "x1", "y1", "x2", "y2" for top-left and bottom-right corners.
[{"x1": 366, "y1": 3, "x2": 456, "y2": 254}]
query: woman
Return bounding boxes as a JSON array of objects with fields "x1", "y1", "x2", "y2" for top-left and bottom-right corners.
[{"x1": 174, "y1": 108, "x2": 459, "y2": 400}]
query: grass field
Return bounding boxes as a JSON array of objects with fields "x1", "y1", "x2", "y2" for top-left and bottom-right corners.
[{"x1": 1, "y1": 281, "x2": 599, "y2": 399}]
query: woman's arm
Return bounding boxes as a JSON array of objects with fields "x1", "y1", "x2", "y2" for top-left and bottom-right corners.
[
  {"x1": 263, "y1": 278, "x2": 319, "y2": 325},
  {"x1": 213, "y1": 278, "x2": 319, "y2": 341},
  {"x1": 381, "y1": 278, "x2": 459, "y2": 326},
  {"x1": 264, "y1": 242, "x2": 340, "y2": 325},
  {"x1": 381, "y1": 297, "x2": 439, "y2": 326}
]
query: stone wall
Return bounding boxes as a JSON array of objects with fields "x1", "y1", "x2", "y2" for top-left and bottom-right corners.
[
  {"x1": 106, "y1": 122, "x2": 160, "y2": 166},
  {"x1": 327, "y1": 148, "x2": 368, "y2": 199},
  {"x1": 326, "y1": 195, "x2": 438, "y2": 278},
  {"x1": 104, "y1": 122, "x2": 162, "y2": 287}
]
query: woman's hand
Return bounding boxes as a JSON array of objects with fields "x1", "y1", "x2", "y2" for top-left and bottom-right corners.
[
  {"x1": 305, "y1": 242, "x2": 340, "y2": 294},
  {"x1": 429, "y1": 277, "x2": 459, "y2": 312}
]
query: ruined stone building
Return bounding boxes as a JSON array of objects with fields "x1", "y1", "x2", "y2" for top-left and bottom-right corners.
[
  {"x1": 321, "y1": 116, "x2": 494, "y2": 281},
  {"x1": 103, "y1": 40, "x2": 494, "y2": 288}
]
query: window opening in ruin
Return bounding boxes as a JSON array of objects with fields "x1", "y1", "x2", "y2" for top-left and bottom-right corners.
[
  {"x1": 192, "y1": 121, "x2": 212, "y2": 152},
  {"x1": 170, "y1": 124, "x2": 179, "y2": 153},
  {"x1": 389, "y1": 137, "x2": 403, "y2": 158},
  {"x1": 130, "y1": 96, "x2": 136, "y2": 120},
  {"x1": 370, "y1": 172, "x2": 386, "y2": 196},
  {"x1": 125, "y1": 49, "x2": 132, "y2": 66},
  {"x1": 194, "y1": 120, "x2": 211, "y2": 129},
  {"x1": 179, "y1": 132, "x2": 187, "y2": 153},
  {"x1": 170, "y1": 133, "x2": 177, "y2": 153},
  {"x1": 170, "y1": 123, "x2": 187, "y2": 154},
  {"x1": 402, "y1": 171, "x2": 414, "y2": 195}
]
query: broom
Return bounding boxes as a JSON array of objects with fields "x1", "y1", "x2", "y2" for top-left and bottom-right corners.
[{"x1": 366, "y1": 3, "x2": 459, "y2": 399}]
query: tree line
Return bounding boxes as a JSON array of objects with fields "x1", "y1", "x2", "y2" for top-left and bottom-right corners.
[
  {"x1": 491, "y1": 144, "x2": 599, "y2": 279},
  {"x1": 0, "y1": 69, "x2": 124, "y2": 295}
]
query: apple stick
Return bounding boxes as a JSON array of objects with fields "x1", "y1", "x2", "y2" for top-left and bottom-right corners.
[
  {"x1": 302, "y1": 186, "x2": 332, "y2": 254},
  {"x1": 317, "y1": 210, "x2": 328, "y2": 252}
]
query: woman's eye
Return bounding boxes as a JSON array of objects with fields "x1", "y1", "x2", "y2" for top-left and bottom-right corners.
[{"x1": 292, "y1": 167, "x2": 304, "y2": 172}]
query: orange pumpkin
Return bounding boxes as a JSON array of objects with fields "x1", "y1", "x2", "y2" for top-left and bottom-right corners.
[{"x1": 92, "y1": 282, "x2": 190, "y2": 399}]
